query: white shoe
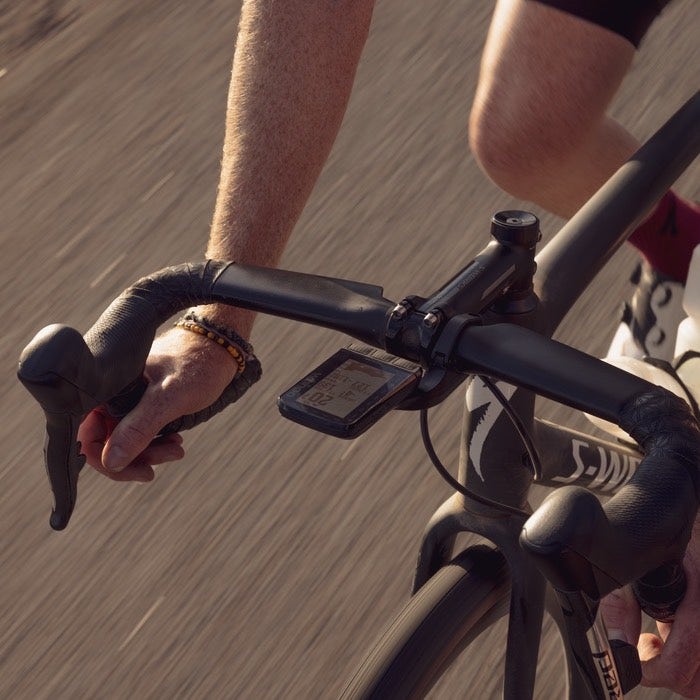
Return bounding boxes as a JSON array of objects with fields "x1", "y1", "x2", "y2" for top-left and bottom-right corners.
[{"x1": 607, "y1": 262, "x2": 685, "y2": 362}]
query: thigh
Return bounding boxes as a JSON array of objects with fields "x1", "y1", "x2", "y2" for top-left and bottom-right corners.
[{"x1": 472, "y1": 0, "x2": 635, "y2": 136}]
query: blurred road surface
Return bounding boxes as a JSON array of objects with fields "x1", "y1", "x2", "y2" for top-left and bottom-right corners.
[{"x1": 1, "y1": 2, "x2": 698, "y2": 698}]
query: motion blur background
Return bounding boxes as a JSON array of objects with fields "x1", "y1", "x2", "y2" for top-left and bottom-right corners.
[{"x1": 1, "y1": 1, "x2": 698, "y2": 697}]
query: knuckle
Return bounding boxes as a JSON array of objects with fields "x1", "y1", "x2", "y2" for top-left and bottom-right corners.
[{"x1": 120, "y1": 420, "x2": 153, "y2": 443}]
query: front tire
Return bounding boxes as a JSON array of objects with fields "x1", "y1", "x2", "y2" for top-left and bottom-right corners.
[{"x1": 341, "y1": 544, "x2": 511, "y2": 699}]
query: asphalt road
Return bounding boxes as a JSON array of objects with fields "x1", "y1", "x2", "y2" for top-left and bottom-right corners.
[{"x1": 1, "y1": 2, "x2": 698, "y2": 698}]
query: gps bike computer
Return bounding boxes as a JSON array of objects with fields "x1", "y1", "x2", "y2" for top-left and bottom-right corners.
[{"x1": 278, "y1": 345, "x2": 422, "y2": 438}]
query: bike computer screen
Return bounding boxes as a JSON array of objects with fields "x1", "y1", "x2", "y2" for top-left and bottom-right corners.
[{"x1": 278, "y1": 347, "x2": 422, "y2": 438}]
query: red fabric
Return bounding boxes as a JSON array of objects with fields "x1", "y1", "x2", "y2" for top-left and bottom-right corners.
[
  {"x1": 628, "y1": 191, "x2": 700, "y2": 283},
  {"x1": 93, "y1": 405, "x2": 120, "y2": 439}
]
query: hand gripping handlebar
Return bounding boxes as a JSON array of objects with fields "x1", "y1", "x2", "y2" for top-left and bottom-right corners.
[
  {"x1": 18, "y1": 260, "x2": 394, "y2": 530},
  {"x1": 18, "y1": 261, "x2": 228, "y2": 529},
  {"x1": 521, "y1": 388, "x2": 700, "y2": 607}
]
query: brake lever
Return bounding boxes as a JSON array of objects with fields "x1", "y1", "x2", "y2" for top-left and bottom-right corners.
[
  {"x1": 42, "y1": 413, "x2": 86, "y2": 530},
  {"x1": 18, "y1": 324, "x2": 145, "y2": 530}
]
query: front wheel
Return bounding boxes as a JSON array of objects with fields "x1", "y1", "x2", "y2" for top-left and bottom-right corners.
[{"x1": 341, "y1": 544, "x2": 511, "y2": 699}]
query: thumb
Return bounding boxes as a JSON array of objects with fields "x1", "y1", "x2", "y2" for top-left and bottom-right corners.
[
  {"x1": 599, "y1": 586, "x2": 642, "y2": 644},
  {"x1": 637, "y1": 631, "x2": 665, "y2": 667},
  {"x1": 102, "y1": 390, "x2": 172, "y2": 471}
]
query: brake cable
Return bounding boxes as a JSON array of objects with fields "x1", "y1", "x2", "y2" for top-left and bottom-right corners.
[
  {"x1": 478, "y1": 375, "x2": 543, "y2": 481},
  {"x1": 419, "y1": 374, "x2": 543, "y2": 518}
]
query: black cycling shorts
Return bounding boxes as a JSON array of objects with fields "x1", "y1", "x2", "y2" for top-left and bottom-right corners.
[{"x1": 530, "y1": 0, "x2": 673, "y2": 47}]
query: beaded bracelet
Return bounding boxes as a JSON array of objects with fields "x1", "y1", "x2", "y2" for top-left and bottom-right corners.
[
  {"x1": 175, "y1": 313, "x2": 251, "y2": 376},
  {"x1": 181, "y1": 311, "x2": 255, "y2": 355},
  {"x1": 160, "y1": 312, "x2": 262, "y2": 435}
]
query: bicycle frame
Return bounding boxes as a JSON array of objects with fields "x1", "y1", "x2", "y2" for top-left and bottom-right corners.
[{"x1": 411, "y1": 90, "x2": 700, "y2": 699}]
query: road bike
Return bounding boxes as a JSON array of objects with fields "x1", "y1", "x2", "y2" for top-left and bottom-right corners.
[{"x1": 18, "y1": 90, "x2": 700, "y2": 699}]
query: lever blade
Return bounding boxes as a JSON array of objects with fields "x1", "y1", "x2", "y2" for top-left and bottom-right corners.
[
  {"x1": 18, "y1": 324, "x2": 101, "y2": 530},
  {"x1": 43, "y1": 412, "x2": 86, "y2": 530}
]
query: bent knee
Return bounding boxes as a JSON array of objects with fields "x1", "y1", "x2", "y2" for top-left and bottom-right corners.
[
  {"x1": 468, "y1": 0, "x2": 635, "y2": 195},
  {"x1": 468, "y1": 93, "x2": 592, "y2": 196}
]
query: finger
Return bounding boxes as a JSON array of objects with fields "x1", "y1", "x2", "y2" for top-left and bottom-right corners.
[
  {"x1": 79, "y1": 410, "x2": 180, "y2": 481},
  {"x1": 102, "y1": 389, "x2": 175, "y2": 472},
  {"x1": 92, "y1": 460, "x2": 155, "y2": 483},
  {"x1": 641, "y1": 631, "x2": 699, "y2": 695},
  {"x1": 639, "y1": 522, "x2": 700, "y2": 695},
  {"x1": 138, "y1": 434, "x2": 185, "y2": 465},
  {"x1": 640, "y1": 593, "x2": 700, "y2": 694},
  {"x1": 78, "y1": 409, "x2": 110, "y2": 468},
  {"x1": 638, "y1": 632, "x2": 664, "y2": 665},
  {"x1": 92, "y1": 439, "x2": 182, "y2": 481},
  {"x1": 599, "y1": 585, "x2": 641, "y2": 644},
  {"x1": 656, "y1": 620, "x2": 672, "y2": 644}
]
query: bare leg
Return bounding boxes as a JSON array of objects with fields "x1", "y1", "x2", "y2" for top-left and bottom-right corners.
[
  {"x1": 469, "y1": 0, "x2": 699, "y2": 284},
  {"x1": 469, "y1": 0, "x2": 638, "y2": 218}
]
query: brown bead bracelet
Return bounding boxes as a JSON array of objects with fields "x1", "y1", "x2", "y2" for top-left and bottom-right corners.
[{"x1": 174, "y1": 316, "x2": 249, "y2": 376}]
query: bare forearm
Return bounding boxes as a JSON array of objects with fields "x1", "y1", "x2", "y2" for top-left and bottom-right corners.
[{"x1": 201, "y1": 0, "x2": 374, "y2": 335}]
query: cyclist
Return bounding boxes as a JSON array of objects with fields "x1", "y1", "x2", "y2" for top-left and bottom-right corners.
[{"x1": 77, "y1": 1, "x2": 699, "y2": 695}]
